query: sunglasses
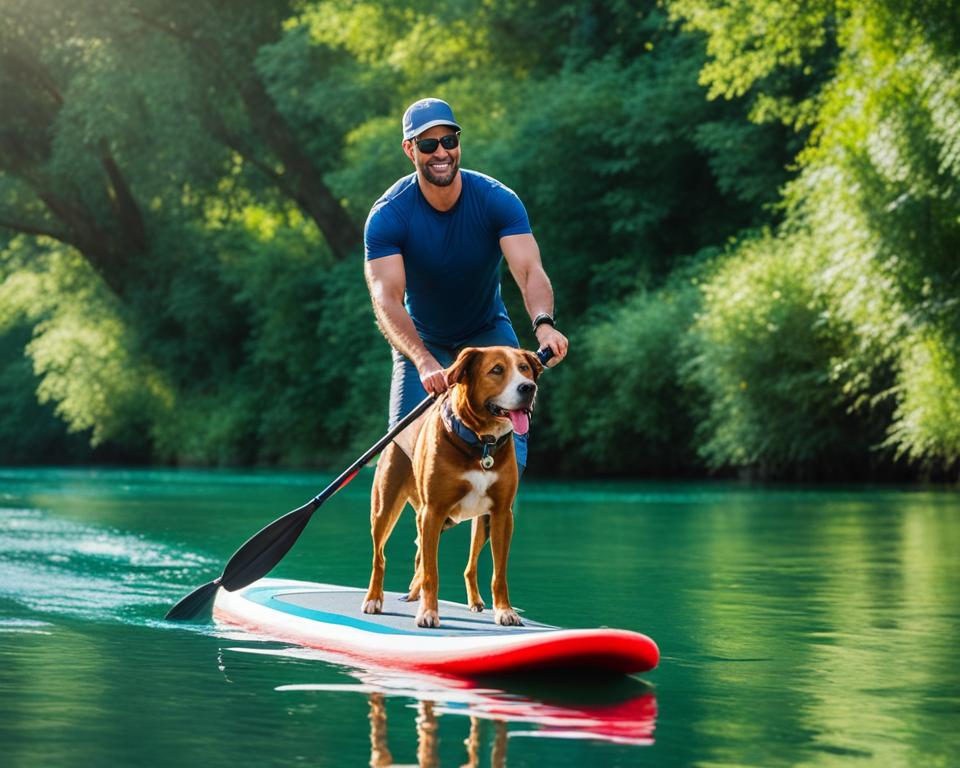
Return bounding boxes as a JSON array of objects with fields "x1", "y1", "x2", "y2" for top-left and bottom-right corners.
[{"x1": 413, "y1": 132, "x2": 461, "y2": 154}]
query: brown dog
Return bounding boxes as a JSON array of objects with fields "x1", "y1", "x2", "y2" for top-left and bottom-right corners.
[{"x1": 361, "y1": 346, "x2": 542, "y2": 627}]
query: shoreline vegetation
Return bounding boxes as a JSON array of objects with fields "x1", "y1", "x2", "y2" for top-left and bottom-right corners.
[{"x1": 1, "y1": 2, "x2": 958, "y2": 482}]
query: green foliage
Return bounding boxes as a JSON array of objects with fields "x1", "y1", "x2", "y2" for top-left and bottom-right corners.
[
  {"x1": 671, "y1": 0, "x2": 960, "y2": 474},
  {"x1": 0, "y1": 324, "x2": 95, "y2": 463},
  {"x1": 144, "y1": 208, "x2": 389, "y2": 466},
  {"x1": 0, "y1": 239, "x2": 172, "y2": 448},
  {"x1": 541, "y1": 273, "x2": 701, "y2": 475},
  {"x1": 686, "y1": 234, "x2": 869, "y2": 472},
  {"x1": 887, "y1": 330, "x2": 960, "y2": 467},
  {"x1": 668, "y1": 0, "x2": 836, "y2": 126},
  {"x1": 0, "y1": 0, "x2": 958, "y2": 479},
  {"x1": 476, "y1": 22, "x2": 790, "y2": 317}
]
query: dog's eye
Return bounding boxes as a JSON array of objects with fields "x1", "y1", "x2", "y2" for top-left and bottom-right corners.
[
  {"x1": 490, "y1": 365, "x2": 504, "y2": 375},
  {"x1": 518, "y1": 363, "x2": 529, "y2": 372}
]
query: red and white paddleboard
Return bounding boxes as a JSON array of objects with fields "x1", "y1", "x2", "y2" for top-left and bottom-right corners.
[{"x1": 213, "y1": 578, "x2": 659, "y2": 677}]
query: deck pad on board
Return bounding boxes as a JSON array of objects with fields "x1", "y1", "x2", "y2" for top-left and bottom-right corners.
[{"x1": 244, "y1": 583, "x2": 555, "y2": 636}]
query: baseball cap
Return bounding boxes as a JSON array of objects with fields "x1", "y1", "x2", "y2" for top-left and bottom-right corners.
[{"x1": 402, "y1": 98, "x2": 461, "y2": 140}]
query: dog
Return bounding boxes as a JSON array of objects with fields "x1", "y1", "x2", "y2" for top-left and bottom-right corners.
[{"x1": 361, "y1": 346, "x2": 542, "y2": 627}]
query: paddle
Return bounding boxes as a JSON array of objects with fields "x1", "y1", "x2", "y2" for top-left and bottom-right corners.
[{"x1": 165, "y1": 346, "x2": 554, "y2": 621}]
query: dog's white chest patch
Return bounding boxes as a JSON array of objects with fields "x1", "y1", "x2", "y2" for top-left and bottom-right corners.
[{"x1": 451, "y1": 470, "x2": 498, "y2": 522}]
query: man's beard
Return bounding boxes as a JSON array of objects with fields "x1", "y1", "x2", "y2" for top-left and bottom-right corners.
[{"x1": 418, "y1": 155, "x2": 459, "y2": 187}]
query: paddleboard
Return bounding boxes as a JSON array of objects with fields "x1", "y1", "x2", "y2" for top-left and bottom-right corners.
[{"x1": 213, "y1": 578, "x2": 659, "y2": 677}]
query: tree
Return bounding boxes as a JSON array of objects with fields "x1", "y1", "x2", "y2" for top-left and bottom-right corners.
[{"x1": 671, "y1": 0, "x2": 960, "y2": 473}]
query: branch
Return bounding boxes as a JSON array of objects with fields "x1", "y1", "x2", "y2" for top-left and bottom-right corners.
[
  {"x1": 0, "y1": 214, "x2": 68, "y2": 242},
  {"x1": 98, "y1": 139, "x2": 147, "y2": 252},
  {"x1": 207, "y1": 119, "x2": 285, "y2": 186},
  {"x1": 0, "y1": 45, "x2": 64, "y2": 108},
  {"x1": 127, "y1": 7, "x2": 227, "y2": 72}
]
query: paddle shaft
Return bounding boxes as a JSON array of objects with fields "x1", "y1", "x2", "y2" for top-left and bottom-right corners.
[
  {"x1": 221, "y1": 346, "x2": 553, "y2": 587},
  {"x1": 309, "y1": 393, "x2": 434, "y2": 507},
  {"x1": 165, "y1": 346, "x2": 553, "y2": 619},
  {"x1": 164, "y1": 395, "x2": 434, "y2": 618},
  {"x1": 214, "y1": 391, "x2": 436, "y2": 592}
]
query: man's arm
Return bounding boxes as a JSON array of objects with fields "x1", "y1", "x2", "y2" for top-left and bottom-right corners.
[
  {"x1": 364, "y1": 254, "x2": 449, "y2": 394},
  {"x1": 501, "y1": 233, "x2": 569, "y2": 366}
]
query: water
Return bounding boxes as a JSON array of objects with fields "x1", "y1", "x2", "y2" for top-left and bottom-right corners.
[{"x1": 1, "y1": 468, "x2": 958, "y2": 767}]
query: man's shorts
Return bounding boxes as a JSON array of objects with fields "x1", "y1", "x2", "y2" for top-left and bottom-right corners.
[{"x1": 388, "y1": 318, "x2": 528, "y2": 469}]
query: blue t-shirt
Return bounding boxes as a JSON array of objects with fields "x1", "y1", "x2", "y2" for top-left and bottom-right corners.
[{"x1": 364, "y1": 169, "x2": 532, "y2": 345}]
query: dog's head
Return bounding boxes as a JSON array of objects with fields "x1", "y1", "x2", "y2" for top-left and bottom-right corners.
[{"x1": 445, "y1": 346, "x2": 542, "y2": 436}]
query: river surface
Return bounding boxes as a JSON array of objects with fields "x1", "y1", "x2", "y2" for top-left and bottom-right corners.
[{"x1": 0, "y1": 468, "x2": 957, "y2": 767}]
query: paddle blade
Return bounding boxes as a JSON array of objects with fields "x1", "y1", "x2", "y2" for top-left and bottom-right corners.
[
  {"x1": 164, "y1": 579, "x2": 220, "y2": 621},
  {"x1": 164, "y1": 502, "x2": 314, "y2": 622},
  {"x1": 219, "y1": 501, "x2": 316, "y2": 591}
]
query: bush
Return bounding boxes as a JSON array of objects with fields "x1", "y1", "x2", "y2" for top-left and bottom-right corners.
[
  {"x1": 538, "y1": 275, "x2": 701, "y2": 476},
  {"x1": 887, "y1": 330, "x2": 960, "y2": 469},
  {"x1": 686, "y1": 233, "x2": 871, "y2": 476}
]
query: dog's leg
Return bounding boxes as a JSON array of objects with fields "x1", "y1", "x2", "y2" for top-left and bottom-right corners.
[
  {"x1": 464, "y1": 515, "x2": 489, "y2": 612},
  {"x1": 489, "y1": 510, "x2": 522, "y2": 626},
  {"x1": 362, "y1": 443, "x2": 414, "y2": 614},
  {"x1": 415, "y1": 701, "x2": 439, "y2": 767},
  {"x1": 463, "y1": 717, "x2": 481, "y2": 768},
  {"x1": 368, "y1": 692, "x2": 393, "y2": 768},
  {"x1": 406, "y1": 508, "x2": 454, "y2": 602},
  {"x1": 491, "y1": 720, "x2": 508, "y2": 768},
  {"x1": 403, "y1": 507, "x2": 425, "y2": 602},
  {"x1": 415, "y1": 506, "x2": 446, "y2": 627}
]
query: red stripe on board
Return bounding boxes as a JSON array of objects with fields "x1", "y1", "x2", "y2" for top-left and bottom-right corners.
[{"x1": 424, "y1": 630, "x2": 659, "y2": 677}]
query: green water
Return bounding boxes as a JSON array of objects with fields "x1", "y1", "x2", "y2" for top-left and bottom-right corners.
[{"x1": 1, "y1": 468, "x2": 958, "y2": 767}]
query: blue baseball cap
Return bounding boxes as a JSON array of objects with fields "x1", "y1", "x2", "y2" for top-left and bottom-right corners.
[{"x1": 402, "y1": 98, "x2": 461, "y2": 140}]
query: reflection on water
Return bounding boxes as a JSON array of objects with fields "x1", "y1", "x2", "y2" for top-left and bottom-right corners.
[
  {"x1": 0, "y1": 470, "x2": 959, "y2": 766},
  {"x1": 222, "y1": 642, "x2": 656, "y2": 761}
]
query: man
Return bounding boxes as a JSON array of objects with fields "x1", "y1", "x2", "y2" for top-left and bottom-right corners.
[{"x1": 364, "y1": 97, "x2": 568, "y2": 470}]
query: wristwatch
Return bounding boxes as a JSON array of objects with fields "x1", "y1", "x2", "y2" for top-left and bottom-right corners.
[{"x1": 532, "y1": 312, "x2": 556, "y2": 332}]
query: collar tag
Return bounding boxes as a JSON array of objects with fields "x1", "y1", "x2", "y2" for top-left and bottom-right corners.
[{"x1": 480, "y1": 437, "x2": 496, "y2": 470}]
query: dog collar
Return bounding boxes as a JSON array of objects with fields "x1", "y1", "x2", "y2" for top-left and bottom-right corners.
[{"x1": 441, "y1": 398, "x2": 511, "y2": 470}]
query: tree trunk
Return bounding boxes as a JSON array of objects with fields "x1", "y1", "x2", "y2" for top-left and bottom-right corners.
[
  {"x1": 233, "y1": 75, "x2": 362, "y2": 261},
  {"x1": 128, "y1": 6, "x2": 362, "y2": 261}
]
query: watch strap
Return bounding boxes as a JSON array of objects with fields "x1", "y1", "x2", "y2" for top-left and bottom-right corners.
[{"x1": 532, "y1": 312, "x2": 555, "y2": 332}]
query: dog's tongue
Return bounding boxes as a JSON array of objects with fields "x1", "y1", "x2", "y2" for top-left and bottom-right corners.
[{"x1": 509, "y1": 409, "x2": 530, "y2": 436}]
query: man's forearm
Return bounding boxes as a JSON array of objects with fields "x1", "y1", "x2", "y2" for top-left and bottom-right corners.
[
  {"x1": 501, "y1": 234, "x2": 555, "y2": 321},
  {"x1": 372, "y1": 297, "x2": 449, "y2": 394},
  {"x1": 516, "y1": 265, "x2": 555, "y2": 323},
  {"x1": 372, "y1": 296, "x2": 432, "y2": 369}
]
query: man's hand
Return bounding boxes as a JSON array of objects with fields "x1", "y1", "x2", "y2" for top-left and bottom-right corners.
[
  {"x1": 417, "y1": 355, "x2": 450, "y2": 395},
  {"x1": 534, "y1": 324, "x2": 569, "y2": 367}
]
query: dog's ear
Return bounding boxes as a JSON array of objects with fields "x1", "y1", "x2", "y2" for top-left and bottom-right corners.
[
  {"x1": 446, "y1": 347, "x2": 481, "y2": 385},
  {"x1": 523, "y1": 350, "x2": 544, "y2": 380}
]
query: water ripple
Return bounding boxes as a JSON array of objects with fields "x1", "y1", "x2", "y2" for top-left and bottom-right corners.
[{"x1": 0, "y1": 505, "x2": 212, "y2": 623}]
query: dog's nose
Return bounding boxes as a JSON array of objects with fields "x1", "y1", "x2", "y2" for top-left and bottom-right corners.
[{"x1": 518, "y1": 382, "x2": 536, "y2": 395}]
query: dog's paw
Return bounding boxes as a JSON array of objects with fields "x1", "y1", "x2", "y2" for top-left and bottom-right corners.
[
  {"x1": 415, "y1": 608, "x2": 441, "y2": 628},
  {"x1": 403, "y1": 579, "x2": 422, "y2": 602},
  {"x1": 468, "y1": 599, "x2": 485, "y2": 613},
  {"x1": 494, "y1": 608, "x2": 523, "y2": 626},
  {"x1": 360, "y1": 597, "x2": 383, "y2": 614}
]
